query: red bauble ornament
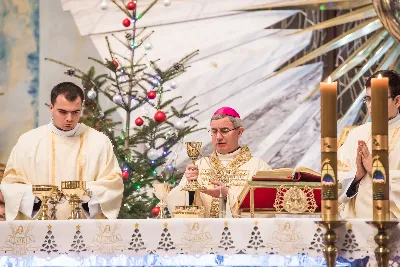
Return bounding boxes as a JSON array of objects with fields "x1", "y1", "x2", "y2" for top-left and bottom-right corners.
[
  {"x1": 152, "y1": 206, "x2": 160, "y2": 216},
  {"x1": 154, "y1": 110, "x2": 166, "y2": 123},
  {"x1": 126, "y1": 1, "x2": 136, "y2": 10},
  {"x1": 122, "y1": 170, "x2": 130, "y2": 180},
  {"x1": 113, "y1": 60, "x2": 118, "y2": 68},
  {"x1": 122, "y1": 18, "x2": 131, "y2": 27},
  {"x1": 135, "y1": 117, "x2": 144, "y2": 126},
  {"x1": 147, "y1": 90, "x2": 156, "y2": 99}
]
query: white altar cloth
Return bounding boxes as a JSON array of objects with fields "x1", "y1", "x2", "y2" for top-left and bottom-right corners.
[{"x1": 0, "y1": 218, "x2": 398, "y2": 266}]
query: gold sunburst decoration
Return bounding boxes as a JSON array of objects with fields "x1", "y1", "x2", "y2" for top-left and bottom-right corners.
[{"x1": 240, "y1": 0, "x2": 400, "y2": 125}]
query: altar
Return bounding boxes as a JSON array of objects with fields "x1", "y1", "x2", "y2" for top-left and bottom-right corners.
[{"x1": 0, "y1": 218, "x2": 399, "y2": 266}]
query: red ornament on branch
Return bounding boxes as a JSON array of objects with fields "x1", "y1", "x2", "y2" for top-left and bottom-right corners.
[
  {"x1": 122, "y1": 170, "x2": 130, "y2": 180},
  {"x1": 122, "y1": 18, "x2": 131, "y2": 27},
  {"x1": 126, "y1": 1, "x2": 136, "y2": 10},
  {"x1": 135, "y1": 117, "x2": 144, "y2": 126},
  {"x1": 154, "y1": 110, "x2": 166, "y2": 123},
  {"x1": 113, "y1": 60, "x2": 119, "y2": 68},
  {"x1": 147, "y1": 90, "x2": 156, "y2": 99},
  {"x1": 152, "y1": 206, "x2": 160, "y2": 216}
]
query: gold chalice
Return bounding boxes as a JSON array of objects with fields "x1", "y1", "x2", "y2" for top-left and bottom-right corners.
[
  {"x1": 153, "y1": 182, "x2": 170, "y2": 219},
  {"x1": 61, "y1": 181, "x2": 91, "y2": 220},
  {"x1": 32, "y1": 185, "x2": 58, "y2": 220},
  {"x1": 183, "y1": 142, "x2": 206, "y2": 191}
]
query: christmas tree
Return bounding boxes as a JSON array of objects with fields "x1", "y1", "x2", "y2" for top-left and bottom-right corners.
[
  {"x1": 46, "y1": 0, "x2": 202, "y2": 219},
  {"x1": 69, "y1": 225, "x2": 87, "y2": 253},
  {"x1": 40, "y1": 225, "x2": 59, "y2": 254}
]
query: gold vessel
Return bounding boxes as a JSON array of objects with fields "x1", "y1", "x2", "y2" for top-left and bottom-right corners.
[
  {"x1": 32, "y1": 185, "x2": 58, "y2": 220},
  {"x1": 61, "y1": 181, "x2": 91, "y2": 220},
  {"x1": 184, "y1": 142, "x2": 206, "y2": 191}
]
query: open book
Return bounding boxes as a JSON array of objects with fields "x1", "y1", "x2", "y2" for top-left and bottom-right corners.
[{"x1": 253, "y1": 166, "x2": 320, "y2": 182}]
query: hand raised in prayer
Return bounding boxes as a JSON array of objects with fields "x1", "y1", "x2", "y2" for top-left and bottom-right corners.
[
  {"x1": 355, "y1": 140, "x2": 367, "y2": 182},
  {"x1": 200, "y1": 181, "x2": 228, "y2": 198},
  {"x1": 360, "y1": 141, "x2": 373, "y2": 176},
  {"x1": 185, "y1": 164, "x2": 199, "y2": 182},
  {"x1": 0, "y1": 191, "x2": 4, "y2": 221}
]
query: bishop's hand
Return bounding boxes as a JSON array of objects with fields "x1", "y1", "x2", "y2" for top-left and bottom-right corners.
[
  {"x1": 185, "y1": 164, "x2": 199, "y2": 182},
  {"x1": 200, "y1": 181, "x2": 228, "y2": 198},
  {"x1": 355, "y1": 140, "x2": 367, "y2": 182}
]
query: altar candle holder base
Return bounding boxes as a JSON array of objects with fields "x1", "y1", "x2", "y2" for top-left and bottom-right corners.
[
  {"x1": 366, "y1": 221, "x2": 399, "y2": 267},
  {"x1": 316, "y1": 220, "x2": 346, "y2": 267}
]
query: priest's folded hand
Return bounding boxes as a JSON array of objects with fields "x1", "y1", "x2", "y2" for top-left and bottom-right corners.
[
  {"x1": 200, "y1": 181, "x2": 228, "y2": 198},
  {"x1": 355, "y1": 141, "x2": 367, "y2": 182},
  {"x1": 185, "y1": 164, "x2": 199, "y2": 181},
  {"x1": 359, "y1": 141, "x2": 373, "y2": 176}
]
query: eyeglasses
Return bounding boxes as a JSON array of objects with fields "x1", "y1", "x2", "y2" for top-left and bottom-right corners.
[
  {"x1": 362, "y1": 96, "x2": 393, "y2": 104},
  {"x1": 208, "y1": 127, "x2": 239, "y2": 136}
]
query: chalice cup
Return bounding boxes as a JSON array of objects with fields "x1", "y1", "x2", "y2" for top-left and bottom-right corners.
[
  {"x1": 32, "y1": 185, "x2": 58, "y2": 220},
  {"x1": 61, "y1": 181, "x2": 91, "y2": 220},
  {"x1": 184, "y1": 142, "x2": 206, "y2": 190},
  {"x1": 153, "y1": 183, "x2": 171, "y2": 219}
]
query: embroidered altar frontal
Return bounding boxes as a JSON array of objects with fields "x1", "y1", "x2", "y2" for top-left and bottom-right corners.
[{"x1": 0, "y1": 218, "x2": 399, "y2": 266}]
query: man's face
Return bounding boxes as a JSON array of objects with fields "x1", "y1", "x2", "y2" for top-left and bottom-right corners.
[
  {"x1": 365, "y1": 87, "x2": 400, "y2": 119},
  {"x1": 210, "y1": 117, "x2": 243, "y2": 155},
  {"x1": 49, "y1": 94, "x2": 82, "y2": 131}
]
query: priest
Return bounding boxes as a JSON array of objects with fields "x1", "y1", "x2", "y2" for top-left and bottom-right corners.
[
  {"x1": 167, "y1": 107, "x2": 271, "y2": 218},
  {"x1": 338, "y1": 70, "x2": 400, "y2": 218},
  {"x1": 1, "y1": 82, "x2": 124, "y2": 221}
]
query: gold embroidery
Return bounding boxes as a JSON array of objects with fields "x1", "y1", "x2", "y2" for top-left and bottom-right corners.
[
  {"x1": 337, "y1": 160, "x2": 349, "y2": 169},
  {"x1": 2, "y1": 223, "x2": 38, "y2": 255},
  {"x1": 389, "y1": 127, "x2": 400, "y2": 154},
  {"x1": 207, "y1": 146, "x2": 252, "y2": 218},
  {"x1": 50, "y1": 129, "x2": 88, "y2": 185},
  {"x1": 199, "y1": 169, "x2": 249, "y2": 186},
  {"x1": 105, "y1": 173, "x2": 122, "y2": 181},
  {"x1": 3, "y1": 168, "x2": 23, "y2": 179},
  {"x1": 51, "y1": 132, "x2": 56, "y2": 185},
  {"x1": 77, "y1": 134, "x2": 84, "y2": 183},
  {"x1": 364, "y1": 126, "x2": 400, "y2": 155}
]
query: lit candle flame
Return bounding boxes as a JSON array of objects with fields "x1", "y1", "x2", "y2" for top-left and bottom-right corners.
[
  {"x1": 327, "y1": 76, "x2": 332, "y2": 84},
  {"x1": 378, "y1": 74, "x2": 382, "y2": 79}
]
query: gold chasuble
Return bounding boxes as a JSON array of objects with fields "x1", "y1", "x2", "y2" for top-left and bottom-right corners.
[
  {"x1": 167, "y1": 146, "x2": 271, "y2": 218},
  {"x1": 1, "y1": 122, "x2": 124, "y2": 221},
  {"x1": 338, "y1": 114, "x2": 400, "y2": 219}
]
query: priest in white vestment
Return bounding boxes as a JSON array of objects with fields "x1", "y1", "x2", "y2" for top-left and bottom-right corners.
[
  {"x1": 167, "y1": 107, "x2": 271, "y2": 218},
  {"x1": 1, "y1": 82, "x2": 124, "y2": 221},
  {"x1": 338, "y1": 70, "x2": 400, "y2": 219}
]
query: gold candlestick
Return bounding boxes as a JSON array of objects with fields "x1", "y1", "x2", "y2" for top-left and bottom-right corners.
[
  {"x1": 367, "y1": 74, "x2": 397, "y2": 267},
  {"x1": 371, "y1": 74, "x2": 390, "y2": 221},
  {"x1": 320, "y1": 76, "x2": 338, "y2": 221},
  {"x1": 366, "y1": 221, "x2": 398, "y2": 267},
  {"x1": 319, "y1": 76, "x2": 345, "y2": 267},
  {"x1": 316, "y1": 221, "x2": 346, "y2": 267}
]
